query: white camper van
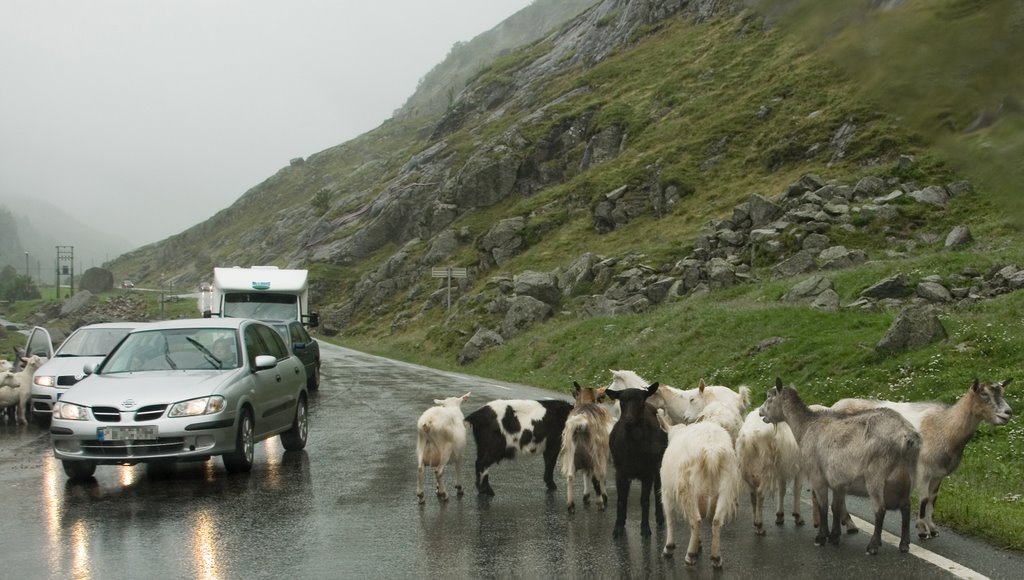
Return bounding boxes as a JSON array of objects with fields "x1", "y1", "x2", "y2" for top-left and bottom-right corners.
[{"x1": 200, "y1": 266, "x2": 319, "y2": 327}]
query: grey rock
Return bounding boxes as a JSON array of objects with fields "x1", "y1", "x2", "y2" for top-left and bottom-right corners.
[
  {"x1": 513, "y1": 271, "x2": 560, "y2": 306},
  {"x1": 909, "y1": 186, "x2": 949, "y2": 207},
  {"x1": 916, "y1": 281, "x2": 952, "y2": 303},
  {"x1": 876, "y1": 306, "x2": 948, "y2": 353},
  {"x1": 478, "y1": 216, "x2": 526, "y2": 267},
  {"x1": 944, "y1": 225, "x2": 973, "y2": 249},
  {"x1": 458, "y1": 329, "x2": 505, "y2": 365},
  {"x1": 854, "y1": 176, "x2": 886, "y2": 198},
  {"x1": 861, "y1": 272, "x2": 910, "y2": 299},
  {"x1": 60, "y1": 291, "x2": 98, "y2": 318},
  {"x1": 802, "y1": 233, "x2": 831, "y2": 253},
  {"x1": 559, "y1": 253, "x2": 599, "y2": 296},
  {"x1": 500, "y1": 295, "x2": 553, "y2": 338},
  {"x1": 811, "y1": 289, "x2": 840, "y2": 311},
  {"x1": 781, "y1": 275, "x2": 834, "y2": 303},
  {"x1": 80, "y1": 268, "x2": 114, "y2": 294},
  {"x1": 772, "y1": 250, "x2": 818, "y2": 278},
  {"x1": 818, "y1": 246, "x2": 867, "y2": 270}
]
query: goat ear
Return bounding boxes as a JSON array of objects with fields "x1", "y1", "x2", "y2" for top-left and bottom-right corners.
[
  {"x1": 698, "y1": 378, "x2": 706, "y2": 393},
  {"x1": 573, "y1": 381, "x2": 582, "y2": 396},
  {"x1": 646, "y1": 382, "x2": 660, "y2": 397},
  {"x1": 596, "y1": 387, "x2": 608, "y2": 402},
  {"x1": 775, "y1": 377, "x2": 783, "y2": 389},
  {"x1": 433, "y1": 399, "x2": 444, "y2": 405},
  {"x1": 971, "y1": 378, "x2": 981, "y2": 392},
  {"x1": 1003, "y1": 378, "x2": 1013, "y2": 389},
  {"x1": 656, "y1": 408, "x2": 672, "y2": 432},
  {"x1": 461, "y1": 392, "x2": 471, "y2": 402},
  {"x1": 606, "y1": 388, "x2": 621, "y2": 401}
]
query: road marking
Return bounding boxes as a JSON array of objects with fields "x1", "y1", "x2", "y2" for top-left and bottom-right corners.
[{"x1": 846, "y1": 514, "x2": 990, "y2": 580}]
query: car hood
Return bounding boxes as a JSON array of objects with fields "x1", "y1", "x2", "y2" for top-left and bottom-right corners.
[
  {"x1": 33, "y1": 356, "x2": 106, "y2": 379},
  {"x1": 60, "y1": 370, "x2": 243, "y2": 408}
]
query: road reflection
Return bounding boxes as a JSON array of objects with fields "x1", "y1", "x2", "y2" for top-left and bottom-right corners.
[{"x1": 192, "y1": 510, "x2": 221, "y2": 580}]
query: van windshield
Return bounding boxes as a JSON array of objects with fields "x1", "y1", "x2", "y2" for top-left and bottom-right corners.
[{"x1": 222, "y1": 293, "x2": 298, "y2": 321}]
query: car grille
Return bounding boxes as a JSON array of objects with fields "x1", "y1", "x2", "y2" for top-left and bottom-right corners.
[
  {"x1": 90, "y1": 405, "x2": 169, "y2": 422},
  {"x1": 79, "y1": 439, "x2": 187, "y2": 457},
  {"x1": 57, "y1": 376, "x2": 81, "y2": 387}
]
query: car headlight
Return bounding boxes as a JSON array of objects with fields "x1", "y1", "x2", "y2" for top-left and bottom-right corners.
[
  {"x1": 34, "y1": 375, "x2": 55, "y2": 388},
  {"x1": 168, "y1": 396, "x2": 226, "y2": 417},
  {"x1": 54, "y1": 401, "x2": 89, "y2": 421}
]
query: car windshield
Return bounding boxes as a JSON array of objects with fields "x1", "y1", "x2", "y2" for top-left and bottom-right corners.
[
  {"x1": 101, "y1": 328, "x2": 241, "y2": 373},
  {"x1": 222, "y1": 293, "x2": 297, "y2": 320},
  {"x1": 56, "y1": 328, "x2": 133, "y2": 357}
]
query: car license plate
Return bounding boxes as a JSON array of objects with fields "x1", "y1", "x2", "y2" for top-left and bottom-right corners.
[{"x1": 98, "y1": 426, "x2": 158, "y2": 441}]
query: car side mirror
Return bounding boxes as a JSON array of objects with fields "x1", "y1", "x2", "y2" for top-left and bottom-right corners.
[
  {"x1": 253, "y1": 355, "x2": 278, "y2": 370},
  {"x1": 306, "y1": 312, "x2": 319, "y2": 328},
  {"x1": 82, "y1": 363, "x2": 96, "y2": 376}
]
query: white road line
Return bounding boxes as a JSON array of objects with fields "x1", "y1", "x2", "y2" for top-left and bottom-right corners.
[{"x1": 846, "y1": 514, "x2": 991, "y2": 580}]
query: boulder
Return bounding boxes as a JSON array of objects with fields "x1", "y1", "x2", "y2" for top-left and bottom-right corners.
[
  {"x1": 916, "y1": 281, "x2": 952, "y2": 303},
  {"x1": 772, "y1": 250, "x2": 817, "y2": 278},
  {"x1": 860, "y1": 272, "x2": 910, "y2": 299},
  {"x1": 909, "y1": 186, "x2": 949, "y2": 207},
  {"x1": 818, "y1": 246, "x2": 867, "y2": 270},
  {"x1": 781, "y1": 275, "x2": 834, "y2": 304},
  {"x1": 478, "y1": 217, "x2": 526, "y2": 267},
  {"x1": 559, "y1": 253, "x2": 599, "y2": 296},
  {"x1": 458, "y1": 328, "x2": 505, "y2": 365},
  {"x1": 944, "y1": 225, "x2": 973, "y2": 249},
  {"x1": 500, "y1": 295, "x2": 553, "y2": 338},
  {"x1": 59, "y1": 290, "x2": 98, "y2": 318},
  {"x1": 876, "y1": 306, "x2": 948, "y2": 353},
  {"x1": 513, "y1": 271, "x2": 560, "y2": 306},
  {"x1": 811, "y1": 289, "x2": 841, "y2": 311},
  {"x1": 79, "y1": 268, "x2": 114, "y2": 294}
]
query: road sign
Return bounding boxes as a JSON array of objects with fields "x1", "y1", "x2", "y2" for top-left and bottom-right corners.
[{"x1": 431, "y1": 266, "x2": 468, "y2": 310}]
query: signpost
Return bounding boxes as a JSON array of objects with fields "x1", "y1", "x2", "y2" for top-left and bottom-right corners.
[{"x1": 431, "y1": 266, "x2": 468, "y2": 310}]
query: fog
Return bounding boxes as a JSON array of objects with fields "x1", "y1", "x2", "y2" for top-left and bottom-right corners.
[{"x1": 0, "y1": 0, "x2": 533, "y2": 248}]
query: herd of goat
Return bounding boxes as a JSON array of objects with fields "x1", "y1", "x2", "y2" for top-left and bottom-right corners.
[{"x1": 415, "y1": 370, "x2": 1013, "y2": 567}]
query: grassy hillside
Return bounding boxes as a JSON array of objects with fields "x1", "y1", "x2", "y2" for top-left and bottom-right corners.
[{"x1": 335, "y1": 1, "x2": 1024, "y2": 549}]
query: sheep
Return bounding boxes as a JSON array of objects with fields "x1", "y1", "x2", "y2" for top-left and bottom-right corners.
[
  {"x1": 607, "y1": 370, "x2": 751, "y2": 437},
  {"x1": 0, "y1": 355, "x2": 48, "y2": 425},
  {"x1": 606, "y1": 381, "x2": 667, "y2": 538},
  {"x1": 558, "y1": 382, "x2": 615, "y2": 513},
  {"x1": 831, "y1": 378, "x2": 1013, "y2": 539},
  {"x1": 416, "y1": 392, "x2": 471, "y2": 504},
  {"x1": 735, "y1": 409, "x2": 804, "y2": 535},
  {"x1": 760, "y1": 378, "x2": 921, "y2": 554},
  {"x1": 465, "y1": 398, "x2": 573, "y2": 496},
  {"x1": 658, "y1": 400, "x2": 742, "y2": 566}
]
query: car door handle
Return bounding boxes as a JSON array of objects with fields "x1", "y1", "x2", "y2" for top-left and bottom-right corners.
[{"x1": 275, "y1": 374, "x2": 282, "y2": 382}]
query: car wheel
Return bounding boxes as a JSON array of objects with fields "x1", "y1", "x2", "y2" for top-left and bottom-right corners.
[
  {"x1": 223, "y1": 409, "x2": 255, "y2": 474},
  {"x1": 307, "y1": 362, "x2": 320, "y2": 391},
  {"x1": 62, "y1": 460, "x2": 97, "y2": 480},
  {"x1": 280, "y1": 394, "x2": 308, "y2": 451},
  {"x1": 34, "y1": 411, "x2": 52, "y2": 429}
]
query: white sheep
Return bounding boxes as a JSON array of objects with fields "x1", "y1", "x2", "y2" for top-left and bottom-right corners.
[
  {"x1": 658, "y1": 401, "x2": 742, "y2": 566},
  {"x1": 735, "y1": 409, "x2": 803, "y2": 534},
  {"x1": 761, "y1": 378, "x2": 920, "y2": 554},
  {"x1": 0, "y1": 355, "x2": 47, "y2": 425},
  {"x1": 831, "y1": 378, "x2": 1013, "y2": 539},
  {"x1": 416, "y1": 393, "x2": 470, "y2": 504}
]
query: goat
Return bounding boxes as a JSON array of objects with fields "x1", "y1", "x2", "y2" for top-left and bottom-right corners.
[
  {"x1": 658, "y1": 400, "x2": 742, "y2": 566},
  {"x1": 606, "y1": 381, "x2": 667, "y2": 538},
  {"x1": 607, "y1": 370, "x2": 751, "y2": 436},
  {"x1": 416, "y1": 392, "x2": 470, "y2": 504},
  {"x1": 558, "y1": 382, "x2": 614, "y2": 513},
  {"x1": 735, "y1": 409, "x2": 804, "y2": 534},
  {"x1": 465, "y1": 398, "x2": 573, "y2": 496},
  {"x1": 0, "y1": 355, "x2": 47, "y2": 425},
  {"x1": 831, "y1": 378, "x2": 1013, "y2": 539},
  {"x1": 761, "y1": 378, "x2": 921, "y2": 554}
]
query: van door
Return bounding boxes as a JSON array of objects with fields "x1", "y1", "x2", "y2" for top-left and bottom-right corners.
[{"x1": 24, "y1": 327, "x2": 54, "y2": 360}]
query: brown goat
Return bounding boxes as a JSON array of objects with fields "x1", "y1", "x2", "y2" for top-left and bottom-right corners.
[{"x1": 558, "y1": 382, "x2": 614, "y2": 513}]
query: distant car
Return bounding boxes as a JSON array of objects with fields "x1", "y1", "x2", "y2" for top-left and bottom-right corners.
[
  {"x1": 199, "y1": 282, "x2": 212, "y2": 292},
  {"x1": 121, "y1": 280, "x2": 134, "y2": 289},
  {"x1": 50, "y1": 318, "x2": 309, "y2": 480},
  {"x1": 267, "y1": 320, "x2": 321, "y2": 391},
  {"x1": 30, "y1": 322, "x2": 141, "y2": 427}
]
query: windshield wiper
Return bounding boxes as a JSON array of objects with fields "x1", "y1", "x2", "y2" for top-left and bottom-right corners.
[
  {"x1": 163, "y1": 339, "x2": 177, "y2": 370},
  {"x1": 186, "y1": 336, "x2": 222, "y2": 369}
]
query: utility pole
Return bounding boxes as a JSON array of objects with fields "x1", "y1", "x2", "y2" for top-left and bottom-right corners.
[
  {"x1": 24, "y1": 251, "x2": 29, "y2": 295},
  {"x1": 56, "y1": 246, "x2": 74, "y2": 300}
]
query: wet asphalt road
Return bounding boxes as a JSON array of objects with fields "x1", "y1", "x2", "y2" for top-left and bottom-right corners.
[{"x1": 1, "y1": 342, "x2": 1022, "y2": 579}]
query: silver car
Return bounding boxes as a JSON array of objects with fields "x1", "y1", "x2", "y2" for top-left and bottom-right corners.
[
  {"x1": 50, "y1": 318, "x2": 309, "y2": 480},
  {"x1": 30, "y1": 322, "x2": 141, "y2": 427}
]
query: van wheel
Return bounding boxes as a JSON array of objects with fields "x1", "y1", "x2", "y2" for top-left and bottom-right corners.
[
  {"x1": 308, "y1": 363, "x2": 320, "y2": 391},
  {"x1": 223, "y1": 409, "x2": 254, "y2": 474}
]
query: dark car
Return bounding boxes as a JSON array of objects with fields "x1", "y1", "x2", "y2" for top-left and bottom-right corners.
[{"x1": 268, "y1": 320, "x2": 321, "y2": 390}]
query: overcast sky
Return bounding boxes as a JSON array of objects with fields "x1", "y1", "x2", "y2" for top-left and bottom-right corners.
[{"x1": 0, "y1": 0, "x2": 533, "y2": 247}]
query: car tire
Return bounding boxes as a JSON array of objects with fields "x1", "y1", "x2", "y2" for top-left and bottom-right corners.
[
  {"x1": 307, "y1": 363, "x2": 320, "y2": 391},
  {"x1": 62, "y1": 460, "x2": 97, "y2": 480},
  {"x1": 280, "y1": 394, "x2": 308, "y2": 451},
  {"x1": 34, "y1": 411, "x2": 52, "y2": 429},
  {"x1": 223, "y1": 409, "x2": 255, "y2": 474}
]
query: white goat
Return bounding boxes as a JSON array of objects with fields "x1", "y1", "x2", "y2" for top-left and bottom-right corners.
[
  {"x1": 735, "y1": 409, "x2": 803, "y2": 534},
  {"x1": 831, "y1": 378, "x2": 1013, "y2": 539},
  {"x1": 558, "y1": 382, "x2": 614, "y2": 513},
  {"x1": 761, "y1": 378, "x2": 920, "y2": 554},
  {"x1": 415, "y1": 392, "x2": 470, "y2": 504},
  {"x1": 658, "y1": 401, "x2": 742, "y2": 566},
  {"x1": 0, "y1": 355, "x2": 47, "y2": 425},
  {"x1": 608, "y1": 370, "x2": 750, "y2": 438}
]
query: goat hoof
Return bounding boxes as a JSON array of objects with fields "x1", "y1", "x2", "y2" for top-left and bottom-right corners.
[
  {"x1": 847, "y1": 527, "x2": 859, "y2": 535},
  {"x1": 929, "y1": 530, "x2": 939, "y2": 538},
  {"x1": 417, "y1": 493, "x2": 425, "y2": 505},
  {"x1": 582, "y1": 493, "x2": 590, "y2": 505},
  {"x1": 684, "y1": 554, "x2": 697, "y2": 566},
  {"x1": 711, "y1": 556, "x2": 723, "y2": 568},
  {"x1": 438, "y1": 492, "x2": 449, "y2": 502},
  {"x1": 567, "y1": 503, "x2": 576, "y2": 515},
  {"x1": 794, "y1": 514, "x2": 805, "y2": 526},
  {"x1": 663, "y1": 544, "x2": 675, "y2": 557},
  {"x1": 899, "y1": 542, "x2": 911, "y2": 553},
  {"x1": 455, "y1": 485, "x2": 464, "y2": 497},
  {"x1": 776, "y1": 513, "x2": 785, "y2": 525},
  {"x1": 866, "y1": 544, "x2": 880, "y2": 555}
]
